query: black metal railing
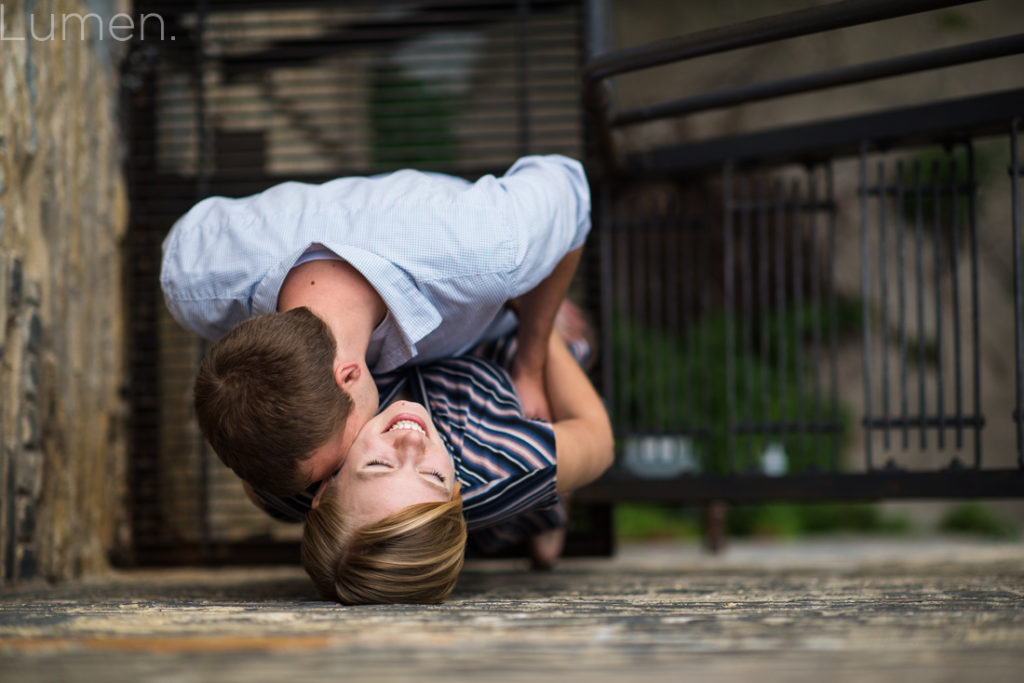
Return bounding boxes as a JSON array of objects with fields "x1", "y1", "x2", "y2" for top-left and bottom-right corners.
[{"x1": 576, "y1": 0, "x2": 1024, "y2": 507}]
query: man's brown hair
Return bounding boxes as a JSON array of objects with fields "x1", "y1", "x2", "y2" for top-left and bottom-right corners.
[
  {"x1": 301, "y1": 484, "x2": 467, "y2": 605},
  {"x1": 193, "y1": 307, "x2": 352, "y2": 495}
]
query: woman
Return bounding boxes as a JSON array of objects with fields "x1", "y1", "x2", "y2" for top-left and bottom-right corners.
[{"x1": 300, "y1": 329, "x2": 613, "y2": 605}]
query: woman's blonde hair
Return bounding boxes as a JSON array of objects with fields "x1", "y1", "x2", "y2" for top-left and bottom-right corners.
[{"x1": 301, "y1": 484, "x2": 467, "y2": 605}]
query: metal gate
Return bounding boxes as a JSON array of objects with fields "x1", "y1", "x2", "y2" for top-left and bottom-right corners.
[{"x1": 575, "y1": 0, "x2": 1024, "y2": 520}]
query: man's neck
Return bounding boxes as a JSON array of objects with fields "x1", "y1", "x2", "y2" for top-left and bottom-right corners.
[{"x1": 278, "y1": 259, "x2": 386, "y2": 361}]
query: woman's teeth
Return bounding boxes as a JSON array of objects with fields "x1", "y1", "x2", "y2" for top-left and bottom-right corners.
[{"x1": 387, "y1": 420, "x2": 427, "y2": 436}]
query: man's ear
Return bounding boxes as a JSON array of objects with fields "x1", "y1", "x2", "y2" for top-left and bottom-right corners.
[
  {"x1": 311, "y1": 479, "x2": 329, "y2": 510},
  {"x1": 333, "y1": 361, "x2": 361, "y2": 391}
]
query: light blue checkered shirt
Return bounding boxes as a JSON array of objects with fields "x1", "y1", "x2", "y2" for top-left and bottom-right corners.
[{"x1": 160, "y1": 155, "x2": 590, "y2": 372}]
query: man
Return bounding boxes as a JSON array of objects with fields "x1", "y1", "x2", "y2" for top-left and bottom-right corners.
[{"x1": 161, "y1": 155, "x2": 590, "y2": 500}]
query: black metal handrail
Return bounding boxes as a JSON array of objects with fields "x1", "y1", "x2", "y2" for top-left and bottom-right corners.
[
  {"x1": 584, "y1": 0, "x2": 979, "y2": 86},
  {"x1": 612, "y1": 33, "x2": 1024, "y2": 128}
]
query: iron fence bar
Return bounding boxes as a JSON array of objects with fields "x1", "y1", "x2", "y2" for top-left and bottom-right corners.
[
  {"x1": 724, "y1": 163, "x2": 737, "y2": 472},
  {"x1": 741, "y1": 179, "x2": 755, "y2": 466},
  {"x1": 826, "y1": 162, "x2": 840, "y2": 470},
  {"x1": 516, "y1": 0, "x2": 531, "y2": 155},
  {"x1": 620, "y1": 200, "x2": 635, "y2": 433},
  {"x1": 914, "y1": 160, "x2": 928, "y2": 450},
  {"x1": 896, "y1": 159, "x2": 910, "y2": 449},
  {"x1": 793, "y1": 179, "x2": 806, "y2": 452},
  {"x1": 193, "y1": 0, "x2": 212, "y2": 556},
  {"x1": 625, "y1": 89, "x2": 1024, "y2": 176},
  {"x1": 949, "y1": 156, "x2": 964, "y2": 450},
  {"x1": 674, "y1": 194, "x2": 688, "y2": 437},
  {"x1": 649, "y1": 203, "x2": 663, "y2": 434},
  {"x1": 612, "y1": 33, "x2": 1024, "y2": 128},
  {"x1": 774, "y1": 180, "x2": 788, "y2": 452},
  {"x1": 584, "y1": 0, "x2": 978, "y2": 84},
  {"x1": 1013, "y1": 118, "x2": 1024, "y2": 467},
  {"x1": 598, "y1": 189, "x2": 615, "y2": 428},
  {"x1": 700, "y1": 192, "x2": 714, "y2": 446},
  {"x1": 967, "y1": 141, "x2": 983, "y2": 466},
  {"x1": 859, "y1": 144, "x2": 874, "y2": 469},
  {"x1": 877, "y1": 160, "x2": 891, "y2": 450},
  {"x1": 932, "y1": 160, "x2": 946, "y2": 450},
  {"x1": 758, "y1": 181, "x2": 771, "y2": 436},
  {"x1": 809, "y1": 169, "x2": 824, "y2": 458}
]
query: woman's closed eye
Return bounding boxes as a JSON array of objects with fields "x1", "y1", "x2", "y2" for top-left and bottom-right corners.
[{"x1": 367, "y1": 459, "x2": 446, "y2": 483}]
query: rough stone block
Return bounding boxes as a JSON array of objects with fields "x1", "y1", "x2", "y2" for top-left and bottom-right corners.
[
  {"x1": 16, "y1": 447, "x2": 41, "y2": 498},
  {"x1": 16, "y1": 545, "x2": 36, "y2": 581},
  {"x1": 0, "y1": 257, "x2": 7, "y2": 352},
  {"x1": 8, "y1": 258, "x2": 22, "y2": 310},
  {"x1": 16, "y1": 496, "x2": 35, "y2": 542}
]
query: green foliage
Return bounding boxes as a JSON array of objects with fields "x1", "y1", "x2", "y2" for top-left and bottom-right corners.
[
  {"x1": 614, "y1": 502, "x2": 910, "y2": 541},
  {"x1": 725, "y1": 502, "x2": 910, "y2": 538},
  {"x1": 614, "y1": 504, "x2": 700, "y2": 541},
  {"x1": 610, "y1": 300, "x2": 859, "y2": 476},
  {"x1": 370, "y1": 64, "x2": 457, "y2": 167},
  {"x1": 935, "y1": 9, "x2": 972, "y2": 32},
  {"x1": 939, "y1": 502, "x2": 1020, "y2": 539},
  {"x1": 897, "y1": 145, "x2": 998, "y2": 235}
]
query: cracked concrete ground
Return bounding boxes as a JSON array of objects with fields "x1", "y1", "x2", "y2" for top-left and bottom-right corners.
[{"x1": 1, "y1": 536, "x2": 1023, "y2": 682}]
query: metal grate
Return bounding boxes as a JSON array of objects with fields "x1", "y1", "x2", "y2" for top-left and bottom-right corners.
[
  {"x1": 122, "y1": 0, "x2": 588, "y2": 565},
  {"x1": 577, "y1": 0, "x2": 1024, "y2": 504}
]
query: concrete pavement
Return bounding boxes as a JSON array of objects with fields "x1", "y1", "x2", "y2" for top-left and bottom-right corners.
[{"x1": 1, "y1": 536, "x2": 1022, "y2": 682}]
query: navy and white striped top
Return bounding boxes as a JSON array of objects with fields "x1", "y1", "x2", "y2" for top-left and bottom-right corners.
[{"x1": 252, "y1": 351, "x2": 562, "y2": 542}]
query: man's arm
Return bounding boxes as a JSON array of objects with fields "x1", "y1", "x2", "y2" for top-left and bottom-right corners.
[
  {"x1": 510, "y1": 247, "x2": 583, "y2": 420},
  {"x1": 545, "y1": 332, "x2": 614, "y2": 494}
]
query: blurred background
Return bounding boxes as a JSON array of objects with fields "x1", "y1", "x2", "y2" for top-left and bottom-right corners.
[{"x1": 1, "y1": 0, "x2": 1022, "y2": 585}]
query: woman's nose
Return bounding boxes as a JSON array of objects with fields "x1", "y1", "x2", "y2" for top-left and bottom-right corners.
[{"x1": 391, "y1": 428, "x2": 427, "y2": 455}]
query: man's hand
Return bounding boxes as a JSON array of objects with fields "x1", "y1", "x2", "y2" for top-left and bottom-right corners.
[{"x1": 511, "y1": 360, "x2": 552, "y2": 421}]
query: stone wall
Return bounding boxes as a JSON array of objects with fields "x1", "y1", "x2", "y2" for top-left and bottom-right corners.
[{"x1": 0, "y1": 0, "x2": 128, "y2": 584}]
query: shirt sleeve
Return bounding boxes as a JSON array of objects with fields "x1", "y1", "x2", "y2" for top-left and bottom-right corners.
[{"x1": 497, "y1": 155, "x2": 592, "y2": 295}]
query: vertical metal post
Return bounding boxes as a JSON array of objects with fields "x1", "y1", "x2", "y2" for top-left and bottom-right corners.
[
  {"x1": 792, "y1": 178, "x2": 805, "y2": 449},
  {"x1": 932, "y1": 159, "x2": 946, "y2": 450},
  {"x1": 758, "y1": 182, "x2": 771, "y2": 434},
  {"x1": 967, "y1": 142, "x2": 983, "y2": 466},
  {"x1": 859, "y1": 144, "x2": 874, "y2": 469},
  {"x1": 700, "y1": 191, "x2": 714, "y2": 455},
  {"x1": 516, "y1": 0, "x2": 531, "y2": 156},
  {"x1": 808, "y1": 168, "x2": 823, "y2": 456},
  {"x1": 599, "y1": 189, "x2": 615, "y2": 429},
  {"x1": 774, "y1": 180, "x2": 788, "y2": 448},
  {"x1": 949, "y1": 157, "x2": 964, "y2": 450},
  {"x1": 676, "y1": 193, "x2": 689, "y2": 435},
  {"x1": 896, "y1": 160, "x2": 909, "y2": 450},
  {"x1": 1011, "y1": 119, "x2": 1024, "y2": 467},
  {"x1": 741, "y1": 180, "x2": 754, "y2": 464},
  {"x1": 877, "y1": 161, "x2": 891, "y2": 450},
  {"x1": 724, "y1": 163, "x2": 737, "y2": 472},
  {"x1": 194, "y1": 0, "x2": 211, "y2": 552},
  {"x1": 914, "y1": 160, "x2": 927, "y2": 450},
  {"x1": 827, "y1": 162, "x2": 840, "y2": 470}
]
